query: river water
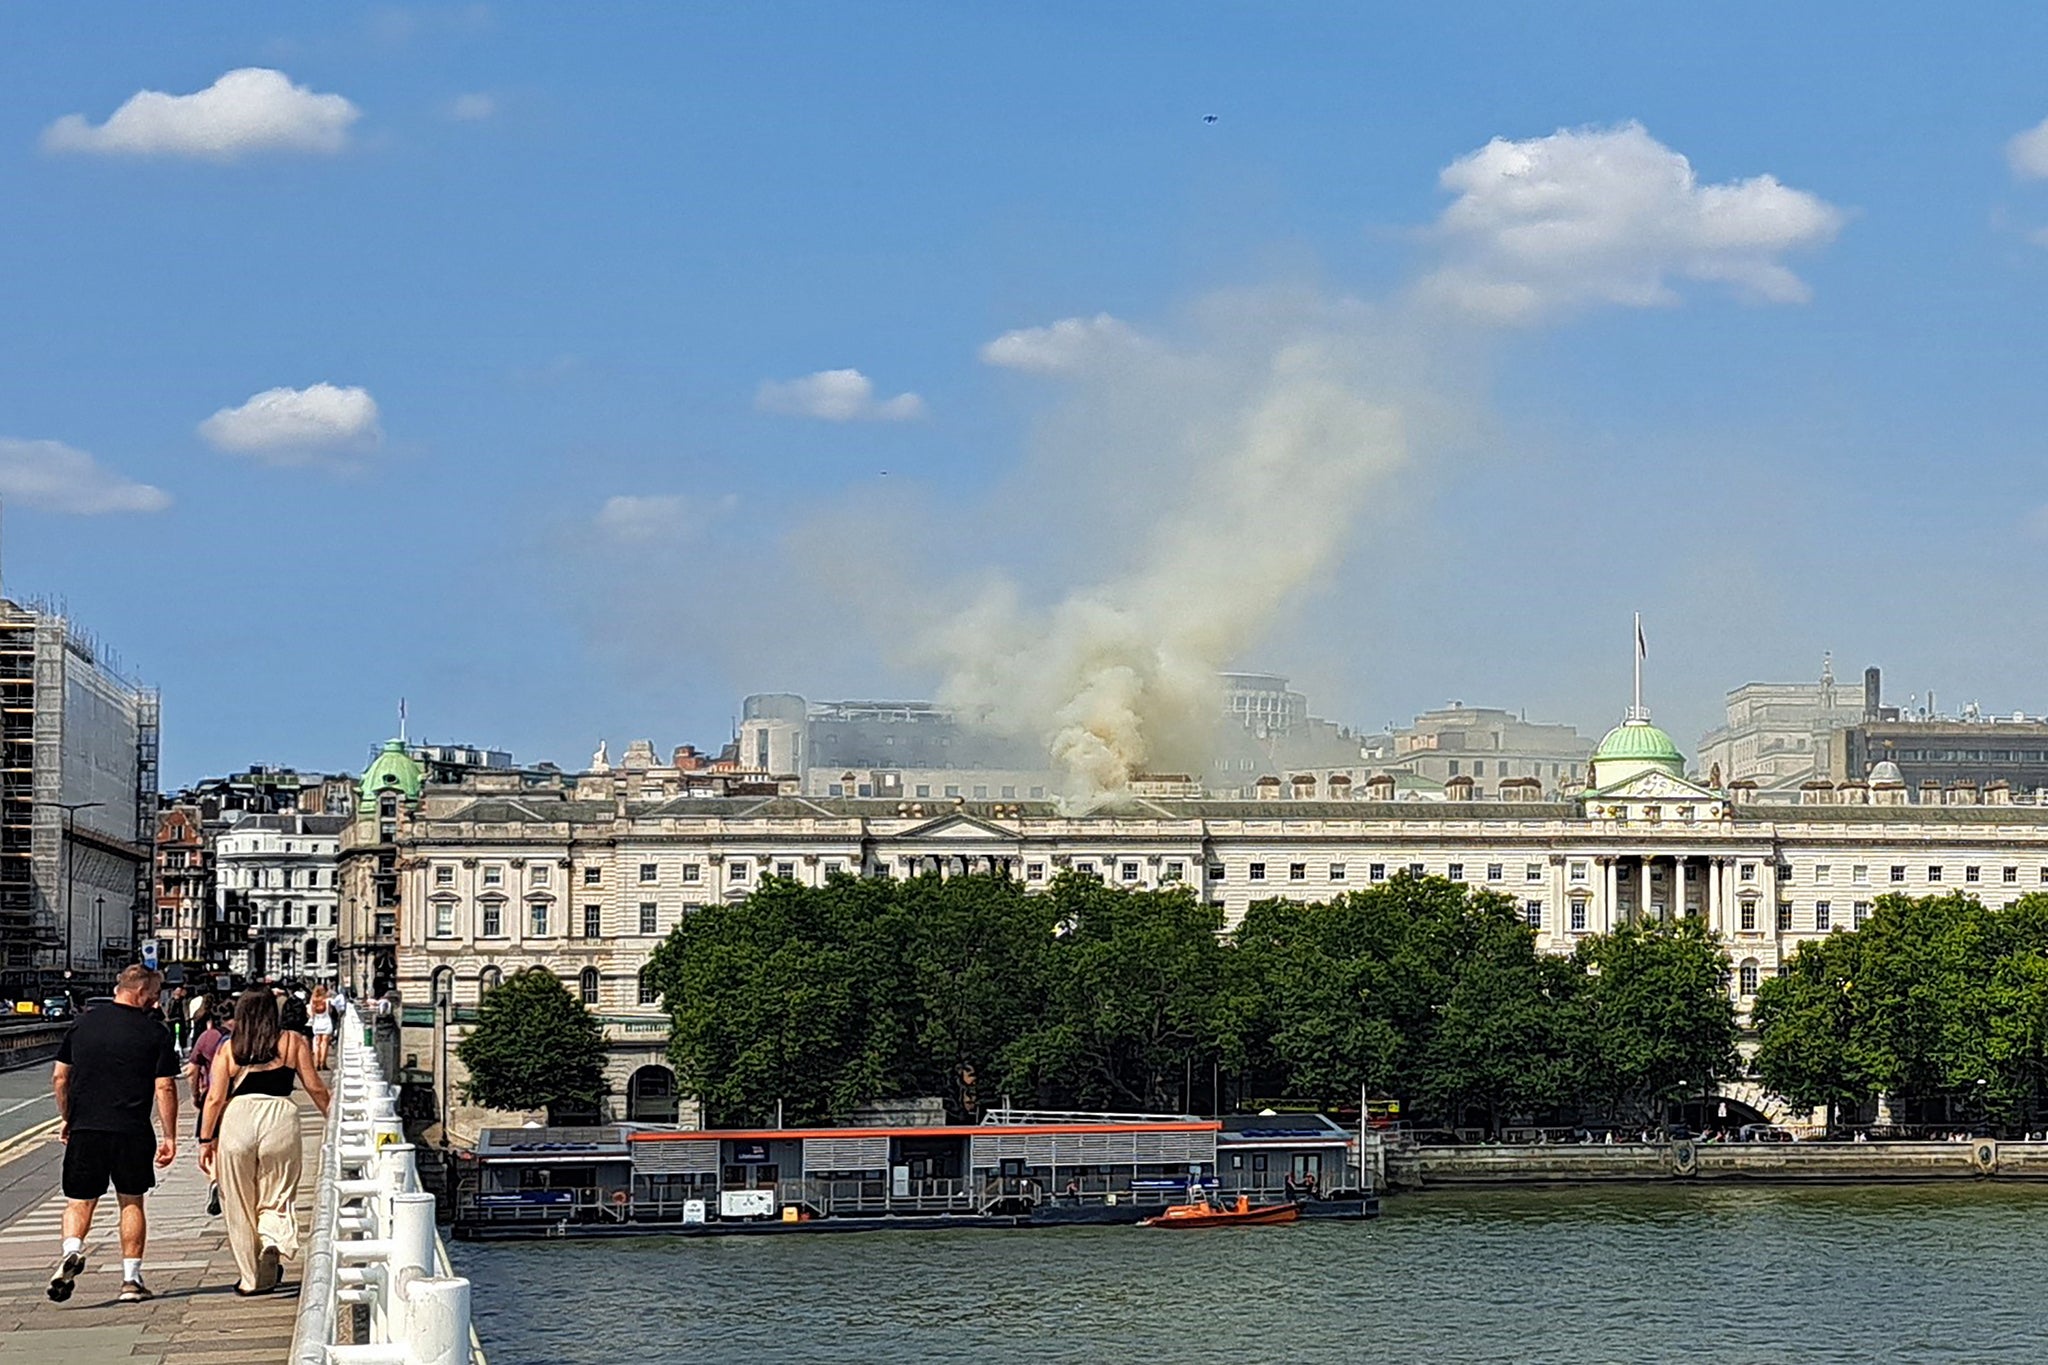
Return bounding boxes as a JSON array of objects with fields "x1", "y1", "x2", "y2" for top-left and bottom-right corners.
[{"x1": 449, "y1": 1184, "x2": 2048, "y2": 1363}]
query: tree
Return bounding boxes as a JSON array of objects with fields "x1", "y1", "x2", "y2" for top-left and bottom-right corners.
[
  {"x1": 1564, "y1": 918, "x2": 1737, "y2": 1124},
  {"x1": 456, "y1": 966, "x2": 608, "y2": 1122},
  {"x1": 1752, "y1": 930, "x2": 1874, "y2": 1127}
]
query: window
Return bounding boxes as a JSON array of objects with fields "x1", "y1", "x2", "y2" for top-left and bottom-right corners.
[
  {"x1": 1001, "y1": 785, "x2": 1017, "y2": 799},
  {"x1": 1487, "y1": 863, "x2": 1504, "y2": 882},
  {"x1": 1927, "y1": 866, "x2": 1943, "y2": 882},
  {"x1": 1891, "y1": 865, "x2": 1906, "y2": 883},
  {"x1": 435, "y1": 865, "x2": 454, "y2": 886},
  {"x1": 1851, "y1": 865, "x2": 1868, "y2": 886},
  {"x1": 1738, "y1": 960, "x2": 1760, "y2": 996},
  {"x1": 480, "y1": 965, "x2": 501, "y2": 994},
  {"x1": 579, "y1": 967, "x2": 599, "y2": 1007},
  {"x1": 1854, "y1": 900, "x2": 1872, "y2": 926},
  {"x1": 1164, "y1": 861, "x2": 1184, "y2": 882},
  {"x1": 1122, "y1": 862, "x2": 1141, "y2": 882},
  {"x1": 2005, "y1": 866, "x2": 2019, "y2": 884},
  {"x1": 483, "y1": 866, "x2": 503, "y2": 887},
  {"x1": 825, "y1": 861, "x2": 843, "y2": 876},
  {"x1": 683, "y1": 864, "x2": 701, "y2": 883},
  {"x1": 583, "y1": 905, "x2": 602, "y2": 938},
  {"x1": 1526, "y1": 863, "x2": 1543, "y2": 882},
  {"x1": 1076, "y1": 862, "x2": 1096, "y2": 877},
  {"x1": 731, "y1": 863, "x2": 749, "y2": 882},
  {"x1": 915, "y1": 785, "x2": 930, "y2": 798},
  {"x1": 1524, "y1": 900, "x2": 1542, "y2": 929},
  {"x1": 533, "y1": 864, "x2": 552, "y2": 887},
  {"x1": 433, "y1": 903, "x2": 453, "y2": 937},
  {"x1": 1288, "y1": 863, "x2": 1306, "y2": 882},
  {"x1": 1448, "y1": 863, "x2": 1465, "y2": 882},
  {"x1": 481, "y1": 902, "x2": 503, "y2": 938},
  {"x1": 1740, "y1": 863, "x2": 1756, "y2": 882},
  {"x1": 1814, "y1": 865, "x2": 1831, "y2": 881},
  {"x1": 1570, "y1": 861, "x2": 1588, "y2": 882},
  {"x1": 639, "y1": 903, "x2": 658, "y2": 935},
  {"x1": 639, "y1": 863, "x2": 658, "y2": 884},
  {"x1": 1027, "y1": 863, "x2": 1046, "y2": 881},
  {"x1": 1740, "y1": 901, "x2": 1757, "y2": 932},
  {"x1": 1206, "y1": 863, "x2": 1224, "y2": 882},
  {"x1": 1569, "y1": 901, "x2": 1587, "y2": 932},
  {"x1": 638, "y1": 968, "x2": 659, "y2": 1006},
  {"x1": 1776, "y1": 902, "x2": 1792, "y2": 932},
  {"x1": 1965, "y1": 866, "x2": 1980, "y2": 884},
  {"x1": 583, "y1": 867, "x2": 602, "y2": 886},
  {"x1": 1328, "y1": 863, "x2": 1346, "y2": 882},
  {"x1": 1249, "y1": 863, "x2": 1266, "y2": 881},
  {"x1": 1409, "y1": 862, "x2": 1426, "y2": 877},
  {"x1": 1370, "y1": 863, "x2": 1386, "y2": 882},
  {"x1": 776, "y1": 862, "x2": 795, "y2": 880},
  {"x1": 1030, "y1": 787, "x2": 1046, "y2": 799},
  {"x1": 1816, "y1": 901, "x2": 1832, "y2": 931},
  {"x1": 530, "y1": 903, "x2": 550, "y2": 936},
  {"x1": 944, "y1": 786, "x2": 960, "y2": 798}
]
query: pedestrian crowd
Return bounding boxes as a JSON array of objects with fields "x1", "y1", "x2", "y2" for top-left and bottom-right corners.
[{"x1": 45, "y1": 968, "x2": 344, "y2": 1305}]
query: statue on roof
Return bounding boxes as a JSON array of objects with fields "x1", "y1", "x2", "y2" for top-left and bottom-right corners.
[{"x1": 591, "y1": 739, "x2": 611, "y2": 773}]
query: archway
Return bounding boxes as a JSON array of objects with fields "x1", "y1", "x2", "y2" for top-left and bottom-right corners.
[{"x1": 627, "y1": 1065, "x2": 679, "y2": 1123}]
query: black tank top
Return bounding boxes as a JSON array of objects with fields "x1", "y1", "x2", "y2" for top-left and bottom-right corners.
[{"x1": 230, "y1": 1063, "x2": 295, "y2": 1099}]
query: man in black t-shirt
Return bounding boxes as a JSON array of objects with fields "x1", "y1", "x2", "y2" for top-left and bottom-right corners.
[{"x1": 47, "y1": 964, "x2": 179, "y2": 1305}]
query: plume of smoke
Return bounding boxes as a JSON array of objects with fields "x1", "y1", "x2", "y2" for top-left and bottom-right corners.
[{"x1": 927, "y1": 308, "x2": 1411, "y2": 808}]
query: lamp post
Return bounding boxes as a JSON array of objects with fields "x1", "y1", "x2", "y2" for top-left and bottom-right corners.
[
  {"x1": 52, "y1": 800, "x2": 105, "y2": 977},
  {"x1": 94, "y1": 894, "x2": 104, "y2": 967}
]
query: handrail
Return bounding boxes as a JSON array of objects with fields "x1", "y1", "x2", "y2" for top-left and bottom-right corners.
[{"x1": 291, "y1": 1005, "x2": 481, "y2": 1365}]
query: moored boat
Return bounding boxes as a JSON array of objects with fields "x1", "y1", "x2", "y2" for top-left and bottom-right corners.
[{"x1": 1140, "y1": 1194, "x2": 1300, "y2": 1228}]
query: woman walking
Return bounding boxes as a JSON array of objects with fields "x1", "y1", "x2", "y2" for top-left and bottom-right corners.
[
  {"x1": 309, "y1": 985, "x2": 334, "y2": 1070},
  {"x1": 196, "y1": 989, "x2": 330, "y2": 1295}
]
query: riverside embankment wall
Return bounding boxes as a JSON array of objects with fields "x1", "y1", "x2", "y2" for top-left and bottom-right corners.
[{"x1": 1385, "y1": 1138, "x2": 2048, "y2": 1189}]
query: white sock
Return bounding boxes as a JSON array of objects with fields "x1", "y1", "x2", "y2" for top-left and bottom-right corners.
[
  {"x1": 122, "y1": 1257, "x2": 141, "y2": 1281},
  {"x1": 61, "y1": 1236, "x2": 82, "y2": 1258}
]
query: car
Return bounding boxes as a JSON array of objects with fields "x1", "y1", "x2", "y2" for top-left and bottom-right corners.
[{"x1": 1738, "y1": 1123, "x2": 1795, "y2": 1143}]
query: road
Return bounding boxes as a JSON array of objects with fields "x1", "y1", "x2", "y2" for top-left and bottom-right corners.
[{"x1": 0, "y1": 1063, "x2": 57, "y2": 1148}]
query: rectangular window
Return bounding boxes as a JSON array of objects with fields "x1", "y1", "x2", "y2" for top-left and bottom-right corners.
[
  {"x1": 639, "y1": 972, "x2": 659, "y2": 1006},
  {"x1": 1928, "y1": 866, "x2": 1943, "y2": 882},
  {"x1": 974, "y1": 786, "x2": 989, "y2": 799},
  {"x1": 530, "y1": 903, "x2": 550, "y2": 936},
  {"x1": 1076, "y1": 862, "x2": 1096, "y2": 877},
  {"x1": 825, "y1": 861, "x2": 843, "y2": 876},
  {"x1": 1289, "y1": 863, "x2": 1306, "y2": 882},
  {"x1": 1570, "y1": 861, "x2": 1589, "y2": 882},
  {"x1": 1164, "y1": 861, "x2": 1184, "y2": 882},
  {"x1": 1851, "y1": 865, "x2": 1867, "y2": 886},
  {"x1": 731, "y1": 863, "x2": 749, "y2": 882},
  {"x1": 1776, "y1": 902, "x2": 1793, "y2": 932},
  {"x1": 1248, "y1": 863, "x2": 1266, "y2": 882},
  {"x1": 435, "y1": 865, "x2": 454, "y2": 886},
  {"x1": 1854, "y1": 900, "x2": 1872, "y2": 927},
  {"x1": 639, "y1": 903, "x2": 658, "y2": 934},
  {"x1": 1891, "y1": 865, "x2": 1906, "y2": 883},
  {"x1": 1370, "y1": 863, "x2": 1387, "y2": 882},
  {"x1": 1027, "y1": 863, "x2": 1046, "y2": 881},
  {"x1": 1122, "y1": 862, "x2": 1141, "y2": 882},
  {"x1": 1740, "y1": 902, "x2": 1757, "y2": 932},
  {"x1": 776, "y1": 862, "x2": 795, "y2": 879},
  {"x1": 914, "y1": 785, "x2": 930, "y2": 798},
  {"x1": 1206, "y1": 863, "x2": 1225, "y2": 882},
  {"x1": 1448, "y1": 863, "x2": 1465, "y2": 882},
  {"x1": 1816, "y1": 901, "x2": 1832, "y2": 931},
  {"x1": 1526, "y1": 863, "x2": 1543, "y2": 882},
  {"x1": 1965, "y1": 866, "x2": 1980, "y2": 883},
  {"x1": 583, "y1": 905, "x2": 602, "y2": 939},
  {"x1": 1487, "y1": 863, "x2": 1504, "y2": 882},
  {"x1": 1814, "y1": 864, "x2": 1831, "y2": 881},
  {"x1": 945, "y1": 786, "x2": 960, "y2": 798},
  {"x1": 683, "y1": 864, "x2": 701, "y2": 883},
  {"x1": 1001, "y1": 786, "x2": 1016, "y2": 799},
  {"x1": 1740, "y1": 863, "x2": 1756, "y2": 882},
  {"x1": 482, "y1": 903, "x2": 503, "y2": 937},
  {"x1": 1329, "y1": 863, "x2": 1346, "y2": 881},
  {"x1": 583, "y1": 866, "x2": 602, "y2": 886},
  {"x1": 1524, "y1": 900, "x2": 1542, "y2": 929},
  {"x1": 433, "y1": 904, "x2": 453, "y2": 937},
  {"x1": 1409, "y1": 862, "x2": 1426, "y2": 877},
  {"x1": 2005, "y1": 866, "x2": 2019, "y2": 884},
  {"x1": 640, "y1": 863, "x2": 658, "y2": 883},
  {"x1": 533, "y1": 865, "x2": 552, "y2": 887},
  {"x1": 1569, "y1": 901, "x2": 1587, "y2": 932},
  {"x1": 483, "y1": 866, "x2": 503, "y2": 886}
]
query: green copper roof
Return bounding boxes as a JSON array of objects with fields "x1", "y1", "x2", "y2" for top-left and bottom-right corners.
[
  {"x1": 1591, "y1": 719, "x2": 1684, "y2": 766},
  {"x1": 359, "y1": 738, "x2": 424, "y2": 803}
]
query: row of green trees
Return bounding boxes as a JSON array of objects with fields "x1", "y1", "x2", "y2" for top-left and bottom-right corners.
[
  {"x1": 641, "y1": 872, "x2": 1741, "y2": 1130},
  {"x1": 1754, "y1": 892, "x2": 2048, "y2": 1131}
]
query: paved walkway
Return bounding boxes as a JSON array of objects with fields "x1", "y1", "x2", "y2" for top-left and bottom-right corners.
[{"x1": 0, "y1": 1079, "x2": 322, "y2": 1365}]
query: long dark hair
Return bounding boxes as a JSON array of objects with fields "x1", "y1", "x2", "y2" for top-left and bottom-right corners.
[{"x1": 230, "y1": 989, "x2": 282, "y2": 1067}]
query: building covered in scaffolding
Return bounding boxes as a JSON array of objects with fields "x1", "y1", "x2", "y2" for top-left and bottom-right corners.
[{"x1": 0, "y1": 597, "x2": 157, "y2": 995}]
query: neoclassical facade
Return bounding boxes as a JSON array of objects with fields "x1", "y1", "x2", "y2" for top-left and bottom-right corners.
[{"x1": 357, "y1": 707, "x2": 2048, "y2": 1133}]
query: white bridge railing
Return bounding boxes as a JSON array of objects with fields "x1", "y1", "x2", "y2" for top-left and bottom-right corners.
[{"x1": 292, "y1": 1006, "x2": 479, "y2": 1365}]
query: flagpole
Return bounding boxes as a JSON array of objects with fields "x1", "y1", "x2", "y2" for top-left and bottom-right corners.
[{"x1": 1632, "y1": 612, "x2": 1642, "y2": 720}]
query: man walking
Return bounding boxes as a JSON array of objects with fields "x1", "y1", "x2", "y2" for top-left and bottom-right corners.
[{"x1": 47, "y1": 964, "x2": 179, "y2": 1304}]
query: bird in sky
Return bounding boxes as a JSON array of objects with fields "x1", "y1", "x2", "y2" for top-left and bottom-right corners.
[{"x1": 1203, "y1": 114, "x2": 1218, "y2": 124}]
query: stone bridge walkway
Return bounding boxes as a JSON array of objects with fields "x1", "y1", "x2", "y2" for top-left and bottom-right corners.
[{"x1": 0, "y1": 1080, "x2": 322, "y2": 1365}]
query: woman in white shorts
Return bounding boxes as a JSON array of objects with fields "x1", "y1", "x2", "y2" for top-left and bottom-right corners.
[{"x1": 308, "y1": 984, "x2": 335, "y2": 1069}]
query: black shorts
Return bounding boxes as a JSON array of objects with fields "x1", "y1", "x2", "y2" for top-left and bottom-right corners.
[{"x1": 61, "y1": 1130, "x2": 156, "y2": 1200}]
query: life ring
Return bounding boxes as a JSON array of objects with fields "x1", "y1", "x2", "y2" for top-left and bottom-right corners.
[
  {"x1": 1672, "y1": 1140, "x2": 1698, "y2": 1175},
  {"x1": 1974, "y1": 1140, "x2": 1998, "y2": 1175},
  {"x1": 611, "y1": 1189, "x2": 631, "y2": 1206}
]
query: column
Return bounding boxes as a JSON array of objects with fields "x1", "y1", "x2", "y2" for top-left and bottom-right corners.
[
  {"x1": 1549, "y1": 857, "x2": 1568, "y2": 949},
  {"x1": 1601, "y1": 856, "x2": 1618, "y2": 933},
  {"x1": 1638, "y1": 858, "x2": 1652, "y2": 925},
  {"x1": 1674, "y1": 854, "x2": 1690, "y2": 919},
  {"x1": 1709, "y1": 857, "x2": 1723, "y2": 933}
]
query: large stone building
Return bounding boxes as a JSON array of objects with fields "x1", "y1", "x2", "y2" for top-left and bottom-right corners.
[
  {"x1": 1697, "y1": 658, "x2": 1872, "y2": 792},
  {"x1": 152, "y1": 804, "x2": 210, "y2": 967},
  {"x1": 214, "y1": 812, "x2": 345, "y2": 980},
  {"x1": 1371, "y1": 702, "x2": 1593, "y2": 789},
  {"x1": 355, "y1": 685, "x2": 2048, "y2": 1134}
]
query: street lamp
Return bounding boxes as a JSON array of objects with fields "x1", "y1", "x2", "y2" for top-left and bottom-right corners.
[
  {"x1": 94, "y1": 894, "x2": 105, "y2": 966},
  {"x1": 52, "y1": 800, "x2": 104, "y2": 977}
]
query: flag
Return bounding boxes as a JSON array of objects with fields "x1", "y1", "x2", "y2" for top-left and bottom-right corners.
[{"x1": 1635, "y1": 616, "x2": 1646, "y2": 659}]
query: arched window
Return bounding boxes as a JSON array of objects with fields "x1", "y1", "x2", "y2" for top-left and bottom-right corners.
[
  {"x1": 431, "y1": 965, "x2": 454, "y2": 1008},
  {"x1": 1738, "y1": 958, "x2": 1760, "y2": 996},
  {"x1": 638, "y1": 966, "x2": 659, "y2": 1007},
  {"x1": 579, "y1": 966, "x2": 600, "y2": 1007},
  {"x1": 479, "y1": 965, "x2": 502, "y2": 995},
  {"x1": 305, "y1": 937, "x2": 319, "y2": 970}
]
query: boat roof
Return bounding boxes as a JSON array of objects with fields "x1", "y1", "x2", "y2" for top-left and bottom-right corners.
[{"x1": 630, "y1": 1119, "x2": 1222, "y2": 1143}]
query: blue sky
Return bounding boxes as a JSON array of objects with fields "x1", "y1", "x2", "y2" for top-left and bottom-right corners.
[{"x1": 5, "y1": 3, "x2": 2048, "y2": 786}]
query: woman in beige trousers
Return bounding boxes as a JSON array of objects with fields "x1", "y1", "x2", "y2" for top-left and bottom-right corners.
[{"x1": 197, "y1": 989, "x2": 330, "y2": 1295}]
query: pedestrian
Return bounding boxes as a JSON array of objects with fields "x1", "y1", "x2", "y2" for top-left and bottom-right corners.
[
  {"x1": 46, "y1": 964, "x2": 179, "y2": 1304},
  {"x1": 166, "y1": 985, "x2": 187, "y2": 1054},
  {"x1": 197, "y1": 988, "x2": 330, "y2": 1295},
  {"x1": 279, "y1": 988, "x2": 310, "y2": 1041},
  {"x1": 309, "y1": 984, "x2": 334, "y2": 1070}
]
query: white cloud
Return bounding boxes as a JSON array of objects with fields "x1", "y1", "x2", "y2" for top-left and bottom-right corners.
[
  {"x1": 0, "y1": 439, "x2": 170, "y2": 514},
  {"x1": 447, "y1": 92, "x2": 497, "y2": 122},
  {"x1": 198, "y1": 383, "x2": 382, "y2": 465},
  {"x1": 2010, "y1": 117, "x2": 2048, "y2": 182},
  {"x1": 595, "y1": 493, "x2": 735, "y2": 543},
  {"x1": 42, "y1": 68, "x2": 360, "y2": 161},
  {"x1": 755, "y1": 369, "x2": 925, "y2": 422},
  {"x1": 1419, "y1": 121, "x2": 1846, "y2": 323},
  {"x1": 979, "y1": 313, "x2": 1149, "y2": 374}
]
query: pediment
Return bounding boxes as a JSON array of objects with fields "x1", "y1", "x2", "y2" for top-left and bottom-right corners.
[
  {"x1": 1594, "y1": 770, "x2": 1719, "y2": 801},
  {"x1": 895, "y1": 814, "x2": 1015, "y2": 841}
]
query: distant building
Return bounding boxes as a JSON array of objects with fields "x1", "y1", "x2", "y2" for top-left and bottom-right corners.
[
  {"x1": 1696, "y1": 657, "x2": 1865, "y2": 792},
  {"x1": 152, "y1": 804, "x2": 211, "y2": 967},
  {"x1": 1376, "y1": 703, "x2": 1592, "y2": 791},
  {"x1": 0, "y1": 599, "x2": 157, "y2": 984},
  {"x1": 214, "y1": 812, "x2": 345, "y2": 980}
]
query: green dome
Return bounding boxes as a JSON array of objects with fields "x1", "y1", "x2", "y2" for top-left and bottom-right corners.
[
  {"x1": 359, "y1": 738, "x2": 424, "y2": 803},
  {"x1": 1589, "y1": 718, "x2": 1686, "y2": 788}
]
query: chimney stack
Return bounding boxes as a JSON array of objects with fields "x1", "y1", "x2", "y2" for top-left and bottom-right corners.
[{"x1": 1864, "y1": 666, "x2": 1882, "y2": 722}]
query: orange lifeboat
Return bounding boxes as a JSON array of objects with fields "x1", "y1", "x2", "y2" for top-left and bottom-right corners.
[{"x1": 1140, "y1": 1194, "x2": 1301, "y2": 1228}]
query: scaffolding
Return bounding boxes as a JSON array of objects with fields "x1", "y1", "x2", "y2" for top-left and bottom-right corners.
[{"x1": 134, "y1": 688, "x2": 159, "y2": 953}]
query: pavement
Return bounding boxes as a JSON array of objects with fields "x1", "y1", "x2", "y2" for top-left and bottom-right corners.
[{"x1": 0, "y1": 1073, "x2": 323, "y2": 1365}]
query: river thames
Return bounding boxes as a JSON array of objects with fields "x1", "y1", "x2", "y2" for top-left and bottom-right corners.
[{"x1": 449, "y1": 1183, "x2": 2048, "y2": 1363}]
